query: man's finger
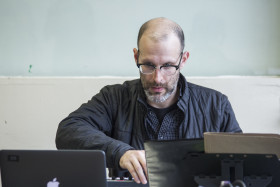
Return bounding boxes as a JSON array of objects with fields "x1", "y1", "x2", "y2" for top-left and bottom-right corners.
[
  {"x1": 138, "y1": 151, "x2": 148, "y2": 179},
  {"x1": 131, "y1": 159, "x2": 147, "y2": 184},
  {"x1": 125, "y1": 161, "x2": 141, "y2": 184}
]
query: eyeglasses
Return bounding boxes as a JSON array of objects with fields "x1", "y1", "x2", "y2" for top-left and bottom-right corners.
[{"x1": 136, "y1": 50, "x2": 183, "y2": 76}]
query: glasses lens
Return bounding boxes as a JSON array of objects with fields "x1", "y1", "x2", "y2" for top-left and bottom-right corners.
[
  {"x1": 140, "y1": 65, "x2": 154, "y2": 74},
  {"x1": 161, "y1": 66, "x2": 176, "y2": 75}
]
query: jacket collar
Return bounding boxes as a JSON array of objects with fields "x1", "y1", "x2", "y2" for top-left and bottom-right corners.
[{"x1": 177, "y1": 73, "x2": 190, "y2": 112}]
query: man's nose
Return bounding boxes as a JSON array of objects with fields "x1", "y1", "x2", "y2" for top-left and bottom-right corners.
[{"x1": 153, "y1": 68, "x2": 163, "y2": 83}]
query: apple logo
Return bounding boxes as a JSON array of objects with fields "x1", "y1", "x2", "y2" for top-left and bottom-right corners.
[{"x1": 47, "y1": 178, "x2": 60, "y2": 187}]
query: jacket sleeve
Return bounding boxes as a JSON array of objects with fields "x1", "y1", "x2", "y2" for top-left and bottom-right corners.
[
  {"x1": 220, "y1": 95, "x2": 242, "y2": 133},
  {"x1": 55, "y1": 85, "x2": 134, "y2": 169}
]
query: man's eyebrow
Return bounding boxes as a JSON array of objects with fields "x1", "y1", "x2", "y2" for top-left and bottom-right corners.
[
  {"x1": 161, "y1": 60, "x2": 178, "y2": 65},
  {"x1": 141, "y1": 60, "x2": 177, "y2": 66},
  {"x1": 164, "y1": 61, "x2": 177, "y2": 64},
  {"x1": 139, "y1": 53, "x2": 180, "y2": 65},
  {"x1": 141, "y1": 60, "x2": 154, "y2": 65}
]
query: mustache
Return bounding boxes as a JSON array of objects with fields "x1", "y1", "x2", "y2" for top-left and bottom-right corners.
[{"x1": 146, "y1": 83, "x2": 167, "y2": 88}]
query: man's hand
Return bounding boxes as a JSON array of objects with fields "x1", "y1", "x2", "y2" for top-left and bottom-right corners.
[{"x1": 119, "y1": 150, "x2": 147, "y2": 184}]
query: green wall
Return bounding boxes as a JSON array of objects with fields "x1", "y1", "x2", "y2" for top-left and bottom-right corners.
[{"x1": 1, "y1": 0, "x2": 280, "y2": 76}]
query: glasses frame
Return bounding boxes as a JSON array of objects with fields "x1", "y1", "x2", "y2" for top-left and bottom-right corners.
[{"x1": 136, "y1": 50, "x2": 183, "y2": 76}]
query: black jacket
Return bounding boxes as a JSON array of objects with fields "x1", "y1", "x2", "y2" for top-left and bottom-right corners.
[{"x1": 56, "y1": 74, "x2": 242, "y2": 171}]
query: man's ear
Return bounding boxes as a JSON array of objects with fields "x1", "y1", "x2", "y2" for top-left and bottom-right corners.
[
  {"x1": 180, "y1": 51, "x2": 190, "y2": 69},
  {"x1": 133, "y1": 48, "x2": 138, "y2": 65}
]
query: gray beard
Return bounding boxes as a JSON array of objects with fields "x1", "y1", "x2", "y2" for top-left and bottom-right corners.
[{"x1": 144, "y1": 82, "x2": 178, "y2": 103}]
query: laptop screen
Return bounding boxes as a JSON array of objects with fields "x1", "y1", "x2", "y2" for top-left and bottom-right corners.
[{"x1": 0, "y1": 150, "x2": 107, "y2": 187}]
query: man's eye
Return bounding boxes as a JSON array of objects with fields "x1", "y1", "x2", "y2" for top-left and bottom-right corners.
[
  {"x1": 142, "y1": 64, "x2": 154, "y2": 70},
  {"x1": 147, "y1": 65, "x2": 155, "y2": 69}
]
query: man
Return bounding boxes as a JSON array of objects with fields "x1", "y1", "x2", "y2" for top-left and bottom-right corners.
[{"x1": 56, "y1": 17, "x2": 242, "y2": 184}]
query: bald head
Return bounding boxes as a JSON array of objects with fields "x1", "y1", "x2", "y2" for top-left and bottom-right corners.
[{"x1": 137, "y1": 17, "x2": 185, "y2": 51}]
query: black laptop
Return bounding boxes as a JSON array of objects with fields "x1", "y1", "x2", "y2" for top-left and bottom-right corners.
[
  {"x1": 144, "y1": 139, "x2": 280, "y2": 187},
  {"x1": 0, "y1": 150, "x2": 107, "y2": 187},
  {"x1": 144, "y1": 139, "x2": 204, "y2": 187}
]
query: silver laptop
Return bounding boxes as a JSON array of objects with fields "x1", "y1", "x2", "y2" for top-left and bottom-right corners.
[{"x1": 0, "y1": 150, "x2": 107, "y2": 187}]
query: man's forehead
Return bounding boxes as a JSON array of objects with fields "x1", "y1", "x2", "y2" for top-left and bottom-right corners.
[
  {"x1": 140, "y1": 31, "x2": 178, "y2": 44},
  {"x1": 138, "y1": 33, "x2": 182, "y2": 55},
  {"x1": 147, "y1": 31, "x2": 169, "y2": 43}
]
